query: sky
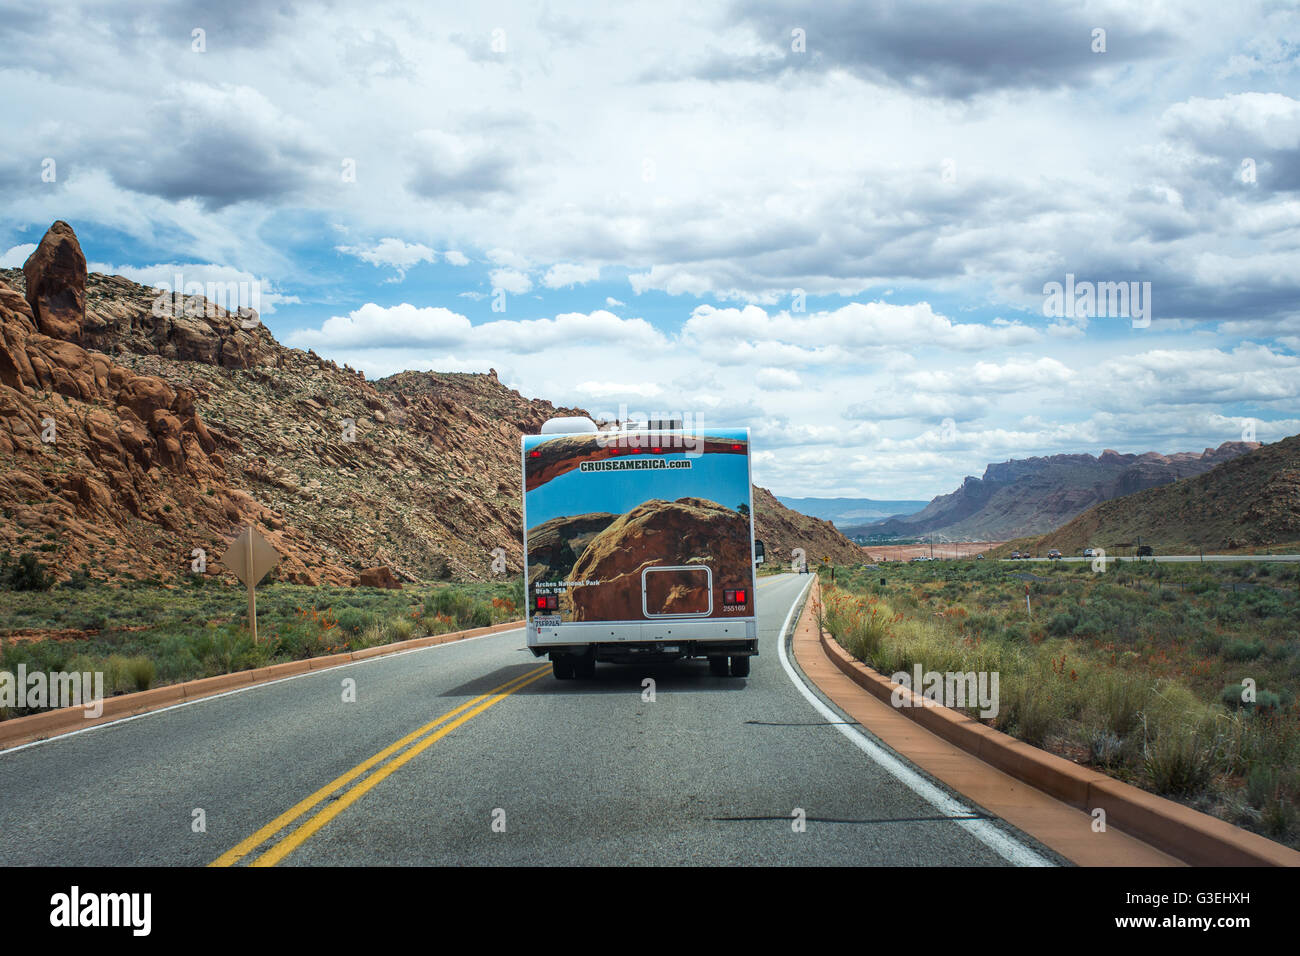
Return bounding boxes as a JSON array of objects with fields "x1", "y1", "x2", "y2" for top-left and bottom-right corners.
[{"x1": 2, "y1": 0, "x2": 1299, "y2": 500}]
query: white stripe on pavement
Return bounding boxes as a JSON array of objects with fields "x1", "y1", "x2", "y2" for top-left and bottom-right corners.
[{"x1": 774, "y1": 575, "x2": 1053, "y2": 867}]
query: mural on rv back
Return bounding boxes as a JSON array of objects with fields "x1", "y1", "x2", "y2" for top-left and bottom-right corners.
[{"x1": 523, "y1": 429, "x2": 755, "y2": 621}]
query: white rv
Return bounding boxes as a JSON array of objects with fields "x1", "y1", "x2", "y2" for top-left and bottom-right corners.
[{"x1": 521, "y1": 417, "x2": 759, "y2": 680}]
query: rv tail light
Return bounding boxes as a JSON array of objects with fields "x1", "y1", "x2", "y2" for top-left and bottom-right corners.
[
  {"x1": 534, "y1": 594, "x2": 559, "y2": 610},
  {"x1": 725, "y1": 588, "x2": 747, "y2": 604},
  {"x1": 731, "y1": 443, "x2": 742, "y2": 450},
  {"x1": 652, "y1": 446, "x2": 662, "y2": 453},
  {"x1": 529, "y1": 450, "x2": 541, "y2": 458}
]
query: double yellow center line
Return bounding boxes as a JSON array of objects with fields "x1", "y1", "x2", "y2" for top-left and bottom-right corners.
[{"x1": 210, "y1": 663, "x2": 550, "y2": 867}]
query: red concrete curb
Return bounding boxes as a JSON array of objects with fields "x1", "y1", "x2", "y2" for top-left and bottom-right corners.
[
  {"x1": 811, "y1": 579, "x2": 1300, "y2": 866},
  {"x1": 0, "y1": 618, "x2": 526, "y2": 751}
]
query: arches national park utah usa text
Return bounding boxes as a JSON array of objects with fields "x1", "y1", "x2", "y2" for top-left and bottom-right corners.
[{"x1": 1, "y1": 0, "x2": 1298, "y2": 943}]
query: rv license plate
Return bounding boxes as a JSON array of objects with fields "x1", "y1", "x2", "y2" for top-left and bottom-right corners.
[{"x1": 534, "y1": 615, "x2": 561, "y2": 628}]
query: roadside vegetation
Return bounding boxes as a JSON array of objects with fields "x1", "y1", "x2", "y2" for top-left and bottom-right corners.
[
  {"x1": 819, "y1": 558, "x2": 1300, "y2": 849},
  {"x1": 0, "y1": 555, "x2": 524, "y2": 721}
]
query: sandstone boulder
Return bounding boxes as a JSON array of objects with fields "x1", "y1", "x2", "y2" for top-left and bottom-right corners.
[
  {"x1": 358, "y1": 565, "x2": 401, "y2": 589},
  {"x1": 23, "y1": 221, "x2": 87, "y2": 342}
]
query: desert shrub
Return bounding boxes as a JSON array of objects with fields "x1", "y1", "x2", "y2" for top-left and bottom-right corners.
[
  {"x1": 153, "y1": 635, "x2": 203, "y2": 683},
  {"x1": 1146, "y1": 729, "x2": 1214, "y2": 795},
  {"x1": 1095, "y1": 671, "x2": 1149, "y2": 738},
  {"x1": 424, "y1": 588, "x2": 472, "y2": 620},
  {"x1": 0, "y1": 552, "x2": 54, "y2": 591},
  {"x1": 332, "y1": 606, "x2": 376, "y2": 638},
  {"x1": 357, "y1": 622, "x2": 386, "y2": 648},
  {"x1": 466, "y1": 600, "x2": 493, "y2": 629},
  {"x1": 1246, "y1": 766, "x2": 1281, "y2": 809},
  {"x1": 1261, "y1": 799, "x2": 1297, "y2": 840},
  {"x1": 825, "y1": 592, "x2": 890, "y2": 663},
  {"x1": 194, "y1": 625, "x2": 262, "y2": 674},
  {"x1": 125, "y1": 656, "x2": 155, "y2": 691},
  {"x1": 1089, "y1": 730, "x2": 1125, "y2": 767},
  {"x1": 1046, "y1": 611, "x2": 1076, "y2": 636},
  {"x1": 1224, "y1": 639, "x2": 1265, "y2": 662},
  {"x1": 63, "y1": 568, "x2": 91, "y2": 590},
  {"x1": 1012, "y1": 681, "x2": 1064, "y2": 746},
  {"x1": 386, "y1": 614, "x2": 418, "y2": 642},
  {"x1": 1195, "y1": 632, "x2": 1225, "y2": 656},
  {"x1": 1220, "y1": 683, "x2": 1281, "y2": 713}
]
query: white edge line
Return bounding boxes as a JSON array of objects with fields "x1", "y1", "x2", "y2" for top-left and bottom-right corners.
[
  {"x1": 774, "y1": 575, "x2": 1053, "y2": 868},
  {"x1": 0, "y1": 626, "x2": 526, "y2": 757}
]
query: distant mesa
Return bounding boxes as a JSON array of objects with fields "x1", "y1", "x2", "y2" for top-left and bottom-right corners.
[
  {"x1": 1019, "y1": 434, "x2": 1300, "y2": 554},
  {"x1": 847, "y1": 443, "x2": 1261, "y2": 542}
]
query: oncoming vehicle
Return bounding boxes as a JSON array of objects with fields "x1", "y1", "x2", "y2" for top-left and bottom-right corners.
[
  {"x1": 522, "y1": 416, "x2": 759, "y2": 682},
  {"x1": 1047, "y1": 549, "x2": 1062, "y2": 560},
  {"x1": 1010, "y1": 550, "x2": 1021, "y2": 559},
  {"x1": 1083, "y1": 547, "x2": 1095, "y2": 558}
]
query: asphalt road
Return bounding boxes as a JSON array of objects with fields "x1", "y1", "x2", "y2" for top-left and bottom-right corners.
[{"x1": 0, "y1": 573, "x2": 1056, "y2": 866}]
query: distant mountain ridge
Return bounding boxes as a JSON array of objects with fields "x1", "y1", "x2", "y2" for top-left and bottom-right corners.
[
  {"x1": 846, "y1": 443, "x2": 1259, "y2": 541},
  {"x1": 775, "y1": 495, "x2": 928, "y2": 526},
  {"x1": 1013, "y1": 434, "x2": 1300, "y2": 553}
]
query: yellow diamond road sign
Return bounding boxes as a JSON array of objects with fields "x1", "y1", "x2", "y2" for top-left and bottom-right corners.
[{"x1": 221, "y1": 526, "x2": 279, "y2": 587}]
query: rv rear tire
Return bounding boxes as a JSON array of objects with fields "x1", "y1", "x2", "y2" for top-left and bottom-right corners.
[
  {"x1": 709, "y1": 657, "x2": 730, "y2": 677},
  {"x1": 730, "y1": 655, "x2": 751, "y2": 678},
  {"x1": 552, "y1": 656, "x2": 575, "y2": 680}
]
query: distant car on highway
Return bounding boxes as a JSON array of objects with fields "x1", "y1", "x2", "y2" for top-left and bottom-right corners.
[
  {"x1": 1047, "y1": 549, "x2": 1062, "y2": 560},
  {"x1": 1010, "y1": 550, "x2": 1021, "y2": 559},
  {"x1": 1082, "y1": 547, "x2": 1095, "y2": 558},
  {"x1": 1137, "y1": 545, "x2": 1154, "y2": 557}
]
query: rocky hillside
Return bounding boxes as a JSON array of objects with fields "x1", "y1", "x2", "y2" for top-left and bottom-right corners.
[
  {"x1": 0, "y1": 221, "x2": 863, "y2": 585},
  {"x1": 1010, "y1": 434, "x2": 1300, "y2": 554},
  {"x1": 847, "y1": 443, "x2": 1258, "y2": 541}
]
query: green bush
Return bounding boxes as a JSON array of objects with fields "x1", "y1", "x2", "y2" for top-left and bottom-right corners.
[
  {"x1": 126, "y1": 656, "x2": 155, "y2": 691},
  {"x1": 63, "y1": 568, "x2": 91, "y2": 590},
  {"x1": 1246, "y1": 766, "x2": 1280, "y2": 809},
  {"x1": 0, "y1": 551, "x2": 54, "y2": 591},
  {"x1": 1224, "y1": 639, "x2": 1265, "y2": 662},
  {"x1": 1146, "y1": 730, "x2": 1214, "y2": 795},
  {"x1": 1220, "y1": 683, "x2": 1281, "y2": 713},
  {"x1": 1097, "y1": 672, "x2": 1149, "y2": 738},
  {"x1": 387, "y1": 614, "x2": 418, "y2": 642}
]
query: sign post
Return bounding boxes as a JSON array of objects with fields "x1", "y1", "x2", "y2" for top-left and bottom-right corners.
[{"x1": 220, "y1": 525, "x2": 280, "y2": 642}]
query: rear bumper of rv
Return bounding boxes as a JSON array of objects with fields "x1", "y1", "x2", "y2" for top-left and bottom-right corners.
[{"x1": 526, "y1": 618, "x2": 757, "y2": 661}]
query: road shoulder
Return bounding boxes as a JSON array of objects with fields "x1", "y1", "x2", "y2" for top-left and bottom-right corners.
[{"x1": 789, "y1": 577, "x2": 1183, "y2": 866}]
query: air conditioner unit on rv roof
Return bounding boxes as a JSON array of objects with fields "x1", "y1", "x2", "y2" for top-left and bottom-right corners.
[{"x1": 540, "y1": 416, "x2": 597, "y2": 434}]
